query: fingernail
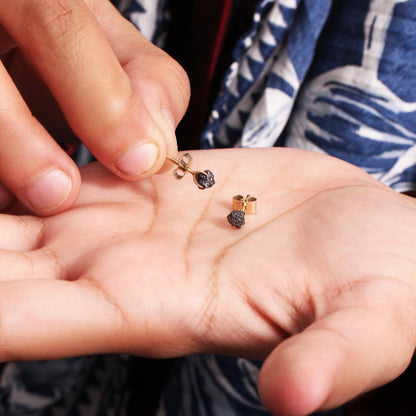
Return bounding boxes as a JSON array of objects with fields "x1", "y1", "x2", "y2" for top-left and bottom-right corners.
[
  {"x1": 25, "y1": 169, "x2": 72, "y2": 212},
  {"x1": 117, "y1": 142, "x2": 159, "y2": 175},
  {"x1": 0, "y1": 184, "x2": 13, "y2": 209}
]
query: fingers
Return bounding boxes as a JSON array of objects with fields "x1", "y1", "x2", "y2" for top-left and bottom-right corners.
[
  {"x1": 258, "y1": 307, "x2": 415, "y2": 416},
  {"x1": 0, "y1": 62, "x2": 81, "y2": 215},
  {"x1": 0, "y1": 0, "x2": 184, "y2": 181},
  {"x1": 0, "y1": 279, "x2": 125, "y2": 361},
  {"x1": 0, "y1": 0, "x2": 189, "y2": 213},
  {"x1": 94, "y1": 0, "x2": 190, "y2": 159}
]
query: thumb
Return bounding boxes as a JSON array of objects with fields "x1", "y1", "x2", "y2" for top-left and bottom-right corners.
[
  {"x1": 258, "y1": 307, "x2": 415, "y2": 416},
  {"x1": 96, "y1": 1, "x2": 190, "y2": 160}
]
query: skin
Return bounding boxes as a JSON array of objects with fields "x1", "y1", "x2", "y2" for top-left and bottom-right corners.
[
  {"x1": 0, "y1": 0, "x2": 190, "y2": 215},
  {"x1": 0, "y1": 147, "x2": 416, "y2": 415}
]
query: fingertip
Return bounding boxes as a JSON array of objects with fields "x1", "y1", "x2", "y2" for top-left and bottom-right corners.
[
  {"x1": 116, "y1": 141, "x2": 160, "y2": 177},
  {"x1": 22, "y1": 165, "x2": 81, "y2": 216},
  {"x1": 259, "y1": 342, "x2": 332, "y2": 416}
]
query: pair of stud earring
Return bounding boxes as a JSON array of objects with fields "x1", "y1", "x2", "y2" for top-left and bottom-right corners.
[
  {"x1": 227, "y1": 194, "x2": 257, "y2": 228},
  {"x1": 167, "y1": 154, "x2": 256, "y2": 229}
]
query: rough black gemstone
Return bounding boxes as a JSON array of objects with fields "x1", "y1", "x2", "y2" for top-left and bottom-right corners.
[
  {"x1": 227, "y1": 210, "x2": 245, "y2": 228},
  {"x1": 195, "y1": 170, "x2": 215, "y2": 189}
]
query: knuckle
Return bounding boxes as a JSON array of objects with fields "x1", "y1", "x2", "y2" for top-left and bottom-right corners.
[{"x1": 76, "y1": 89, "x2": 130, "y2": 141}]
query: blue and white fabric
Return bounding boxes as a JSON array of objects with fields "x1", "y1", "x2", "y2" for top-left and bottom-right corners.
[
  {"x1": 283, "y1": 0, "x2": 416, "y2": 192},
  {"x1": 115, "y1": 0, "x2": 169, "y2": 47},
  {"x1": 0, "y1": 355, "x2": 132, "y2": 415},
  {"x1": 201, "y1": 0, "x2": 332, "y2": 149},
  {"x1": 200, "y1": 0, "x2": 416, "y2": 193}
]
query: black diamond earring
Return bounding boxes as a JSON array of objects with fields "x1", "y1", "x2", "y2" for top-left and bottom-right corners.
[
  {"x1": 167, "y1": 153, "x2": 215, "y2": 189},
  {"x1": 227, "y1": 195, "x2": 257, "y2": 228}
]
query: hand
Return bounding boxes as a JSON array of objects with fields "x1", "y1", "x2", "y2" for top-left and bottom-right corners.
[
  {"x1": 0, "y1": 0, "x2": 189, "y2": 215},
  {"x1": 1, "y1": 148, "x2": 416, "y2": 415}
]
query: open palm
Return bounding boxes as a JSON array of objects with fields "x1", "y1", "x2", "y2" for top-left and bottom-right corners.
[{"x1": 1, "y1": 148, "x2": 416, "y2": 415}]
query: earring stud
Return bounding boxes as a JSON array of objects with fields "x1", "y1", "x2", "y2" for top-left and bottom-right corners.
[
  {"x1": 167, "y1": 153, "x2": 215, "y2": 189},
  {"x1": 227, "y1": 195, "x2": 257, "y2": 228}
]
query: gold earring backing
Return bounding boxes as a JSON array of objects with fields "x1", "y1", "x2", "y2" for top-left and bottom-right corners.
[
  {"x1": 232, "y1": 194, "x2": 257, "y2": 214},
  {"x1": 167, "y1": 153, "x2": 215, "y2": 189}
]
